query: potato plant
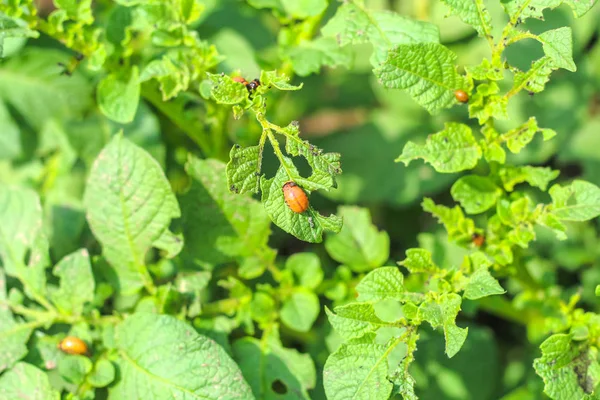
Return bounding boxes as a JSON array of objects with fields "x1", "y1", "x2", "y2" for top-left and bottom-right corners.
[{"x1": 1, "y1": 0, "x2": 600, "y2": 399}]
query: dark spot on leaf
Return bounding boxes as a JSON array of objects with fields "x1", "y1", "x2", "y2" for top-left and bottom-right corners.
[
  {"x1": 234, "y1": 144, "x2": 241, "y2": 149},
  {"x1": 271, "y1": 379, "x2": 287, "y2": 394}
]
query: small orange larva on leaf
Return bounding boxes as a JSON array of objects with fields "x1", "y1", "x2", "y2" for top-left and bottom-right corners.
[
  {"x1": 472, "y1": 233, "x2": 485, "y2": 247},
  {"x1": 232, "y1": 76, "x2": 248, "y2": 85},
  {"x1": 282, "y1": 181, "x2": 309, "y2": 213},
  {"x1": 58, "y1": 336, "x2": 89, "y2": 356},
  {"x1": 455, "y1": 89, "x2": 469, "y2": 103}
]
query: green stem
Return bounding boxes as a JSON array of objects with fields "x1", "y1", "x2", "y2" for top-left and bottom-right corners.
[
  {"x1": 141, "y1": 84, "x2": 212, "y2": 156},
  {"x1": 476, "y1": 295, "x2": 530, "y2": 325}
]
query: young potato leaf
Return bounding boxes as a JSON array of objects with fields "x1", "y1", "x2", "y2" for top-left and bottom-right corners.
[
  {"x1": 325, "y1": 206, "x2": 389, "y2": 272},
  {"x1": 285, "y1": 252, "x2": 323, "y2": 290},
  {"x1": 422, "y1": 198, "x2": 476, "y2": 241},
  {"x1": 398, "y1": 248, "x2": 439, "y2": 274},
  {"x1": 396, "y1": 122, "x2": 482, "y2": 173},
  {"x1": 226, "y1": 144, "x2": 261, "y2": 194},
  {"x1": 439, "y1": 0, "x2": 493, "y2": 39},
  {"x1": 418, "y1": 294, "x2": 468, "y2": 358},
  {"x1": 375, "y1": 43, "x2": 467, "y2": 113},
  {"x1": 283, "y1": 121, "x2": 342, "y2": 191},
  {"x1": 464, "y1": 268, "x2": 505, "y2": 299},
  {"x1": 355, "y1": 267, "x2": 404, "y2": 302},
  {"x1": 280, "y1": 288, "x2": 320, "y2": 332},
  {"x1": 511, "y1": 57, "x2": 556, "y2": 95},
  {"x1": 87, "y1": 359, "x2": 116, "y2": 388},
  {"x1": 260, "y1": 71, "x2": 303, "y2": 91},
  {"x1": 285, "y1": 37, "x2": 353, "y2": 76},
  {"x1": 260, "y1": 164, "x2": 342, "y2": 243},
  {"x1": 207, "y1": 73, "x2": 248, "y2": 105},
  {"x1": 326, "y1": 303, "x2": 390, "y2": 340},
  {"x1": 233, "y1": 335, "x2": 316, "y2": 399},
  {"x1": 0, "y1": 270, "x2": 32, "y2": 374},
  {"x1": 499, "y1": 166, "x2": 559, "y2": 191},
  {"x1": 451, "y1": 175, "x2": 502, "y2": 214},
  {"x1": 49, "y1": 249, "x2": 94, "y2": 317},
  {"x1": 58, "y1": 355, "x2": 93, "y2": 385},
  {"x1": 110, "y1": 313, "x2": 253, "y2": 399},
  {"x1": 468, "y1": 82, "x2": 508, "y2": 124},
  {"x1": 180, "y1": 157, "x2": 274, "y2": 276},
  {"x1": 501, "y1": 117, "x2": 556, "y2": 154},
  {"x1": 97, "y1": 67, "x2": 140, "y2": 123},
  {"x1": 322, "y1": 2, "x2": 439, "y2": 66},
  {"x1": 84, "y1": 135, "x2": 181, "y2": 294},
  {"x1": 501, "y1": 0, "x2": 597, "y2": 22},
  {"x1": 323, "y1": 343, "x2": 394, "y2": 400},
  {"x1": 539, "y1": 27, "x2": 576, "y2": 72},
  {"x1": 534, "y1": 334, "x2": 600, "y2": 399},
  {"x1": 0, "y1": 362, "x2": 60, "y2": 399},
  {"x1": 548, "y1": 180, "x2": 600, "y2": 221}
]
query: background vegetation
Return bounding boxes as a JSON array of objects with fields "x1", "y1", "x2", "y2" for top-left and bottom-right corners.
[{"x1": 1, "y1": 0, "x2": 600, "y2": 399}]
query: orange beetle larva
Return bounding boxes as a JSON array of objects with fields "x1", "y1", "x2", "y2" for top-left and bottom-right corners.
[
  {"x1": 58, "y1": 336, "x2": 89, "y2": 356},
  {"x1": 282, "y1": 181, "x2": 309, "y2": 213},
  {"x1": 232, "y1": 76, "x2": 248, "y2": 85},
  {"x1": 454, "y1": 89, "x2": 469, "y2": 103},
  {"x1": 472, "y1": 233, "x2": 485, "y2": 247}
]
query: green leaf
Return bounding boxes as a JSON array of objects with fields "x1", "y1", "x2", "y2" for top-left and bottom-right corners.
[
  {"x1": 180, "y1": 157, "x2": 273, "y2": 274},
  {"x1": 548, "y1": 180, "x2": 600, "y2": 221},
  {"x1": 398, "y1": 248, "x2": 439, "y2": 274},
  {"x1": 54, "y1": 0, "x2": 93, "y2": 22},
  {"x1": 451, "y1": 175, "x2": 502, "y2": 214},
  {"x1": 110, "y1": 313, "x2": 253, "y2": 399},
  {"x1": 0, "y1": 362, "x2": 60, "y2": 399},
  {"x1": 439, "y1": 0, "x2": 493, "y2": 38},
  {"x1": 355, "y1": 267, "x2": 404, "y2": 302},
  {"x1": 501, "y1": 0, "x2": 598, "y2": 22},
  {"x1": 207, "y1": 73, "x2": 248, "y2": 104},
  {"x1": 281, "y1": 0, "x2": 327, "y2": 18},
  {"x1": 285, "y1": 37, "x2": 352, "y2": 76},
  {"x1": 260, "y1": 70, "x2": 303, "y2": 91},
  {"x1": 322, "y1": 2, "x2": 439, "y2": 66},
  {"x1": 0, "y1": 15, "x2": 39, "y2": 58},
  {"x1": 285, "y1": 252, "x2": 323, "y2": 289},
  {"x1": 511, "y1": 57, "x2": 556, "y2": 95},
  {"x1": 87, "y1": 359, "x2": 116, "y2": 388},
  {"x1": 499, "y1": 166, "x2": 559, "y2": 191},
  {"x1": 84, "y1": 135, "x2": 181, "y2": 294},
  {"x1": 260, "y1": 164, "x2": 342, "y2": 243},
  {"x1": 501, "y1": 117, "x2": 556, "y2": 154},
  {"x1": 233, "y1": 334, "x2": 316, "y2": 399},
  {"x1": 418, "y1": 294, "x2": 468, "y2": 358},
  {"x1": 422, "y1": 198, "x2": 476, "y2": 241},
  {"x1": 464, "y1": 268, "x2": 505, "y2": 299},
  {"x1": 324, "y1": 206, "x2": 389, "y2": 272},
  {"x1": 534, "y1": 334, "x2": 600, "y2": 399},
  {"x1": 58, "y1": 355, "x2": 92, "y2": 384},
  {"x1": 226, "y1": 145, "x2": 261, "y2": 194},
  {"x1": 281, "y1": 288, "x2": 320, "y2": 332},
  {"x1": 468, "y1": 82, "x2": 508, "y2": 124},
  {"x1": 0, "y1": 186, "x2": 49, "y2": 298},
  {"x1": 0, "y1": 49, "x2": 92, "y2": 131},
  {"x1": 97, "y1": 67, "x2": 140, "y2": 123},
  {"x1": 539, "y1": 27, "x2": 576, "y2": 72},
  {"x1": 376, "y1": 43, "x2": 466, "y2": 113},
  {"x1": 0, "y1": 270, "x2": 32, "y2": 374},
  {"x1": 283, "y1": 121, "x2": 342, "y2": 191},
  {"x1": 323, "y1": 343, "x2": 394, "y2": 400},
  {"x1": 326, "y1": 303, "x2": 389, "y2": 340},
  {"x1": 49, "y1": 249, "x2": 94, "y2": 316},
  {"x1": 396, "y1": 122, "x2": 481, "y2": 173},
  {"x1": 0, "y1": 101, "x2": 21, "y2": 160}
]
